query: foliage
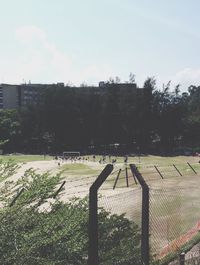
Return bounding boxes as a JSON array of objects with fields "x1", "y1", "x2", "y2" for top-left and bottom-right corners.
[
  {"x1": 0, "y1": 162, "x2": 141, "y2": 265},
  {"x1": 1, "y1": 79, "x2": 200, "y2": 154},
  {"x1": 0, "y1": 159, "x2": 20, "y2": 182},
  {"x1": 0, "y1": 109, "x2": 22, "y2": 152}
]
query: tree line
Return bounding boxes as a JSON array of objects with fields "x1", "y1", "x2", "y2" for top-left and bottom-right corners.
[{"x1": 0, "y1": 78, "x2": 200, "y2": 154}]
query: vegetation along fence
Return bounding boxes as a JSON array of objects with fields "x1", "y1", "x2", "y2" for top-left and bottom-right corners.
[
  {"x1": 0, "y1": 160, "x2": 200, "y2": 264},
  {"x1": 89, "y1": 162, "x2": 200, "y2": 265}
]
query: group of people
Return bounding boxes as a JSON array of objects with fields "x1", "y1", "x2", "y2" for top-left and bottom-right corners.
[
  {"x1": 53, "y1": 154, "x2": 129, "y2": 166},
  {"x1": 98, "y1": 155, "x2": 128, "y2": 165},
  {"x1": 54, "y1": 155, "x2": 90, "y2": 165}
]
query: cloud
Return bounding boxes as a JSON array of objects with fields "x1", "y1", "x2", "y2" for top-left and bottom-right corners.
[
  {"x1": 0, "y1": 25, "x2": 114, "y2": 85},
  {"x1": 14, "y1": 25, "x2": 71, "y2": 82},
  {"x1": 15, "y1": 25, "x2": 46, "y2": 43},
  {"x1": 172, "y1": 68, "x2": 200, "y2": 89}
]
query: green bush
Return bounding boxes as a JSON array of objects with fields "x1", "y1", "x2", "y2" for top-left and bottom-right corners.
[{"x1": 0, "y1": 163, "x2": 141, "y2": 265}]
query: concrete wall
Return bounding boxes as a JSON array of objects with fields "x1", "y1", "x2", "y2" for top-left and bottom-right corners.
[{"x1": 2, "y1": 84, "x2": 19, "y2": 109}]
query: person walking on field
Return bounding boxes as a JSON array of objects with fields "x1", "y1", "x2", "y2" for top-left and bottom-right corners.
[{"x1": 124, "y1": 155, "x2": 128, "y2": 165}]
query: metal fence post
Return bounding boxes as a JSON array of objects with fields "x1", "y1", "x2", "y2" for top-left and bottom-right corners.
[
  {"x1": 154, "y1": 165, "x2": 164, "y2": 179},
  {"x1": 88, "y1": 164, "x2": 113, "y2": 265},
  {"x1": 179, "y1": 252, "x2": 185, "y2": 265},
  {"x1": 9, "y1": 188, "x2": 25, "y2": 207},
  {"x1": 113, "y1": 168, "x2": 122, "y2": 190},
  {"x1": 53, "y1": 181, "x2": 66, "y2": 199},
  {"x1": 173, "y1": 164, "x2": 183, "y2": 176},
  {"x1": 130, "y1": 164, "x2": 150, "y2": 265},
  {"x1": 131, "y1": 169, "x2": 138, "y2": 185},
  {"x1": 187, "y1": 162, "x2": 197, "y2": 174},
  {"x1": 125, "y1": 167, "x2": 129, "y2": 187}
]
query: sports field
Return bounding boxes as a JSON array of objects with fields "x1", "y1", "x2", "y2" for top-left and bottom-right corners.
[{"x1": 0, "y1": 154, "x2": 200, "y2": 261}]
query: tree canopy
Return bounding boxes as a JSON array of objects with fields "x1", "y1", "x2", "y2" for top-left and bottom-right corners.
[{"x1": 0, "y1": 78, "x2": 200, "y2": 154}]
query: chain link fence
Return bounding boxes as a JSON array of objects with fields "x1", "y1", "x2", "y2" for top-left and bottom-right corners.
[
  {"x1": 149, "y1": 177, "x2": 200, "y2": 264},
  {"x1": 0, "y1": 160, "x2": 200, "y2": 265},
  {"x1": 136, "y1": 162, "x2": 200, "y2": 265},
  {"x1": 98, "y1": 188, "x2": 142, "y2": 264}
]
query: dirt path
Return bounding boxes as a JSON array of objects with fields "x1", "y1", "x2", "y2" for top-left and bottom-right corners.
[{"x1": 8, "y1": 160, "x2": 61, "y2": 183}]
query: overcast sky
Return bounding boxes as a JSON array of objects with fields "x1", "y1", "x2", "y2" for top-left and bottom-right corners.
[{"x1": 1, "y1": 0, "x2": 200, "y2": 91}]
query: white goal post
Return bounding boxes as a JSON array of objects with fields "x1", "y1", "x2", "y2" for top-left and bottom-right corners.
[{"x1": 63, "y1": 151, "x2": 80, "y2": 157}]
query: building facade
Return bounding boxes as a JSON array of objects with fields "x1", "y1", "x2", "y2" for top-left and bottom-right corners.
[
  {"x1": 0, "y1": 83, "x2": 49, "y2": 109},
  {"x1": 0, "y1": 84, "x2": 19, "y2": 109},
  {"x1": 0, "y1": 82, "x2": 141, "y2": 109}
]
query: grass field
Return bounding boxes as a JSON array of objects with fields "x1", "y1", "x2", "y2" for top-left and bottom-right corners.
[
  {"x1": 0, "y1": 153, "x2": 199, "y2": 260},
  {"x1": 88, "y1": 154, "x2": 200, "y2": 165},
  {"x1": 0, "y1": 153, "x2": 199, "y2": 165},
  {"x1": 0, "y1": 154, "x2": 53, "y2": 163}
]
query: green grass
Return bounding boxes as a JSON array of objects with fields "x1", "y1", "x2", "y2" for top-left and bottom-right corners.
[
  {"x1": 89, "y1": 154, "x2": 200, "y2": 167},
  {"x1": 60, "y1": 163, "x2": 101, "y2": 176},
  {"x1": 0, "y1": 155, "x2": 53, "y2": 163},
  {"x1": 0, "y1": 154, "x2": 199, "y2": 166},
  {"x1": 157, "y1": 233, "x2": 200, "y2": 265},
  {"x1": 133, "y1": 155, "x2": 200, "y2": 166}
]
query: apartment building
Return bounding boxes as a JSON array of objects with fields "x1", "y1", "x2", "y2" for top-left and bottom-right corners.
[
  {"x1": 0, "y1": 83, "x2": 50, "y2": 109},
  {"x1": 0, "y1": 84, "x2": 19, "y2": 109},
  {"x1": 0, "y1": 82, "x2": 140, "y2": 109},
  {"x1": 19, "y1": 84, "x2": 47, "y2": 106}
]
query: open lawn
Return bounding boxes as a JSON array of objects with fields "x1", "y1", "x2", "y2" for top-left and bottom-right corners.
[
  {"x1": 89, "y1": 154, "x2": 200, "y2": 166},
  {"x1": 0, "y1": 154, "x2": 53, "y2": 163},
  {"x1": 1, "y1": 153, "x2": 199, "y2": 165}
]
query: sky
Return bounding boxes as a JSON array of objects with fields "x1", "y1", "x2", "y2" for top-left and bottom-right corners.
[{"x1": 1, "y1": 0, "x2": 200, "y2": 91}]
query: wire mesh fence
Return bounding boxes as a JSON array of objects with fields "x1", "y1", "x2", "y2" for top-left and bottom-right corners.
[
  {"x1": 184, "y1": 246, "x2": 200, "y2": 265},
  {"x1": 98, "y1": 189, "x2": 142, "y2": 265},
  {"x1": 148, "y1": 176, "x2": 200, "y2": 263},
  {"x1": 169, "y1": 249, "x2": 200, "y2": 265},
  {"x1": 150, "y1": 185, "x2": 184, "y2": 257},
  {"x1": 0, "y1": 160, "x2": 200, "y2": 265}
]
